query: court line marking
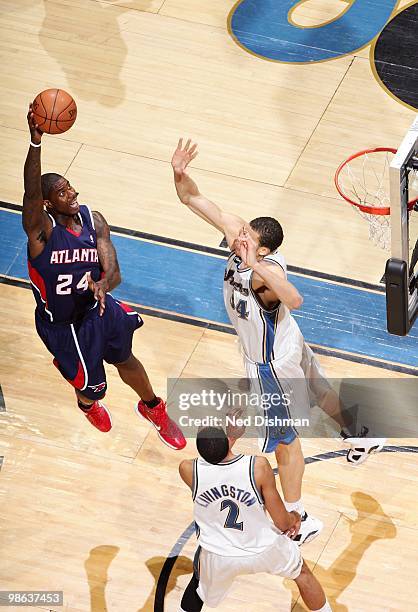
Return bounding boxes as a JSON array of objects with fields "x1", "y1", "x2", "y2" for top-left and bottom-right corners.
[
  {"x1": 0, "y1": 386, "x2": 6, "y2": 471},
  {"x1": 227, "y1": 0, "x2": 401, "y2": 66},
  {"x1": 1, "y1": 273, "x2": 417, "y2": 376},
  {"x1": 0, "y1": 384, "x2": 5, "y2": 412},
  {"x1": 154, "y1": 445, "x2": 418, "y2": 611},
  {"x1": 0, "y1": 201, "x2": 384, "y2": 292}
]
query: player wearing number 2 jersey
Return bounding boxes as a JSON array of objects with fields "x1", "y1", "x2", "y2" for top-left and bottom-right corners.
[
  {"x1": 21, "y1": 104, "x2": 185, "y2": 450},
  {"x1": 177, "y1": 427, "x2": 332, "y2": 611},
  {"x1": 171, "y1": 138, "x2": 386, "y2": 545}
]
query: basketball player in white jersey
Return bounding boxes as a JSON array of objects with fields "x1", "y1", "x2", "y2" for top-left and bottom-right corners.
[
  {"x1": 171, "y1": 138, "x2": 386, "y2": 543},
  {"x1": 178, "y1": 426, "x2": 332, "y2": 611}
]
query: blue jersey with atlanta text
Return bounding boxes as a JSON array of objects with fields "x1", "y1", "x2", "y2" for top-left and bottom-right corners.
[{"x1": 28, "y1": 205, "x2": 102, "y2": 323}]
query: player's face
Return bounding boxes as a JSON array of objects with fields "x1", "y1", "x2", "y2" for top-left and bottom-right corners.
[
  {"x1": 48, "y1": 178, "x2": 80, "y2": 216},
  {"x1": 249, "y1": 228, "x2": 261, "y2": 248}
]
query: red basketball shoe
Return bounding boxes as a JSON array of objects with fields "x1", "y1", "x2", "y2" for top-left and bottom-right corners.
[
  {"x1": 81, "y1": 401, "x2": 112, "y2": 432},
  {"x1": 135, "y1": 398, "x2": 186, "y2": 450}
]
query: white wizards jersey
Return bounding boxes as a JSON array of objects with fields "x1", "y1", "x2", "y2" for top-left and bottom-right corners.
[
  {"x1": 192, "y1": 455, "x2": 277, "y2": 557},
  {"x1": 223, "y1": 250, "x2": 303, "y2": 364}
]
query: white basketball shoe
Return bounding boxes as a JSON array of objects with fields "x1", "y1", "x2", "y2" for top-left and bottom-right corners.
[
  {"x1": 341, "y1": 426, "x2": 386, "y2": 465},
  {"x1": 292, "y1": 512, "x2": 323, "y2": 545}
]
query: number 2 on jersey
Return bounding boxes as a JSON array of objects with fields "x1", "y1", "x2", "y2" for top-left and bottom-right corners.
[
  {"x1": 221, "y1": 500, "x2": 244, "y2": 531},
  {"x1": 56, "y1": 272, "x2": 90, "y2": 295},
  {"x1": 230, "y1": 293, "x2": 249, "y2": 320}
]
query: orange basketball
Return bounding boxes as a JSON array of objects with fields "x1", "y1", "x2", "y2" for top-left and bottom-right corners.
[{"x1": 32, "y1": 89, "x2": 77, "y2": 135}]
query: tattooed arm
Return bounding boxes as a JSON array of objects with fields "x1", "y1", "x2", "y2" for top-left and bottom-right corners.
[
  {"x1": 22, "y1": 105, "x2": 52, "y2": 258},
  {"x1": 88, "y1": 211, "x2": 121, "y2": 315}
]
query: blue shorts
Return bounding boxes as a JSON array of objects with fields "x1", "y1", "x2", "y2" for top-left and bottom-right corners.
[
  {"x1": 256, "y1": 363, "x2": 298, "y2": 452},
  {"x1": 35, "y1": 294, "x2": 143, "y2": 400}
]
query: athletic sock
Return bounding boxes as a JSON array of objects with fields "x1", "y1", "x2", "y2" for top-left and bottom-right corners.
[
  {"x1": 284, "y1": 498, "x2": 305, "y2": 516},
  {"x1": 311, "y1": 600, "x2": 331, "y2": 612},
  {"x1": 143, "y1": 396, "x2": 160, "y2": 409},
  {"x1": 78, "y1": 399, "x2": 94, "y2": 412}
]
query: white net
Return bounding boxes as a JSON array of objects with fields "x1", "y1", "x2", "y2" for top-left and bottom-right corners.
[{"x1": 337, "y1": 150, "x2": 393, "y2": 250}]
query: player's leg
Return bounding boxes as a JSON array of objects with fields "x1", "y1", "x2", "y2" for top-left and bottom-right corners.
[
  {"x1": 65, "y1": 313, "x2": 112, "y2": 432},
  {"x1": 275, "y1": 438, "x2": 323, "y2": 545},
  {"x1": 55, "y1": 332, "x2": 112, "y2": 433},
  {"x1": 114, "y1": 353, "x2": 155, "y2": 401},
  {"x1": 255, "y1": 534, "x2": 330, "y2": 610},
  {"x1": 114, "y1": 352, "x2": 186, "y2": 450},
  {"x1": 294, "y1": 561, "x2": 331, "y2": 611},
  {"x1": 275, "y1": 437, "x2": 304, "y2": 502},
  {"x1": 35, "y1": 312, "x2": 112, "y2": 432},
  {"x1": 253, "y1": 360, "x2": 322, "y2": 545},
  {"x1": 302, "y1": 343, "x2": 386, "y2": 465},
  {"x1": 104, "y1": 297, "x2": 186, "y2": 450}
]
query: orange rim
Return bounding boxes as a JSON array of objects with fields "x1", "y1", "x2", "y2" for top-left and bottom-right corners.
[{"x1": 335, "y1": 147, "x2": 417, "y2": 215}]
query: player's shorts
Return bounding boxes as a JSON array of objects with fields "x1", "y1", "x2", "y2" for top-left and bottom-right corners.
[
  {"x1": 300, "y1": 342, "x2": 333, "y2": 407},
  {"x1": 194, "y1": 534, "x2": 302, "y2": 608},
  {"x1": 35, "y1": 294, "x2": 143, "y2": 400},
  {"x1": 244, "y1": 343, "x2": 329, "y2": 452}
]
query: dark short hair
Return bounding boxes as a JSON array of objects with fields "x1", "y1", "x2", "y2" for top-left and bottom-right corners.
[
  {"x1": 41, "y1": 173, "x2": 64, "y2": 200},
  {"x1": 196, "y1": 427, "x2": 229, "y2": 464},
  {"x1": 250, "y1": 217, "x2": 284, "y2": 251}
]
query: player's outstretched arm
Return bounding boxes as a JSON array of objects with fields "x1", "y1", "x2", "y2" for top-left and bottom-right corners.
[
  {"x1": 90, "y1": 211, "x2": 121, "y2": 315},
  {"x1": 171, "y1": 139, "x2": 245, "y2": 248},
  {"x1": 237, "y1": 228, "x2": 303, "y2": 310},
  {"x1": 254, "y1": 456, "x2": 301, "y2": 537},
  {"x1": 23, "y1": 105, "x2": 52, "y2": 258}
]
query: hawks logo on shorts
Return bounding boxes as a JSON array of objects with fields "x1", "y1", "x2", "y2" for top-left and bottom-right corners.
[{"x1": 87, "y1": 382, "x2": 107, "y2": 393}]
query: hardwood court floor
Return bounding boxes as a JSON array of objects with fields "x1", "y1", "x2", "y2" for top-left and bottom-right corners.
[
  {"x1": 1, "y1": 1, "x2": 418, "y2": 610},
  {"x1": 1, "y1": 286, "x2": 417, "y2": 611},
  {"x1": 0, "y1": 1, "x2": 417, "y2": 282}
]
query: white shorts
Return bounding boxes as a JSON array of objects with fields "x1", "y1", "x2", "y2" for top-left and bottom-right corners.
[
  {"x1": 195, "y1": 534, "x2": 302, "y2": 608},
  {"x1": 244, "y1": 343, "x2": 331, "y2": 451},
  {"x1": 300, "y1": 342, "x2": 333, "y2": 408}
]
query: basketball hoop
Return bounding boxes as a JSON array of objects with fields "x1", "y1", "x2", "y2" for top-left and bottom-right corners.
[{"x1": 335, "y1": 147, "x2": 418, "y2": 250}]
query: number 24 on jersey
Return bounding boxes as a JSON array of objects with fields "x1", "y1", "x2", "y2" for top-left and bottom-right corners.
[{"x1": 56, "y1": 271, "x2": 90, "y2": 295}]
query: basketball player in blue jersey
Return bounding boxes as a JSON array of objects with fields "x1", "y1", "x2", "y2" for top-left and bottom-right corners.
[
  {"x1": 178, "y1": 426, "x2": 332, "y2": 612},
  {"x1": 21, "y1": 105, "x2": 185, "y2": 450},
  {"x1": 171, "y1": 139, "x2": 386, "y2": 543}
]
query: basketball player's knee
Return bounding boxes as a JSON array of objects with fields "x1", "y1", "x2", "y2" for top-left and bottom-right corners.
[
  {"x1": 76, "y1": 390, "x2": 92, "y2": 404},
  {"x1": 294, "y1": 560, "x2": 312, "y2": 586},
  {"x1": 275, "y1": 437, "x2": 304, "y2": 466},
  {"x1": 75, "y1": 388, "x2": 106, "y2": 402},
  {"x1": 114, "y1": 353, "x2": 137, "y2": 370}
]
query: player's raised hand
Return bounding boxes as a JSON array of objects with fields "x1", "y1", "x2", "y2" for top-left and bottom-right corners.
[
  {"x1": 171, "y1": 138, "x2": 198, "y2": 177},
  {"x1": 226, "y1": 406, "x2": 246, "y2": 441},
  {"x1": 87, "y1": 273, "x2": 108, "y2": 316},
  {"x1": 27, "y1": 103, "x2": 43, "y2": 145},
  {"x1": 236, "y1": 226, "x2": 258, "y2": 268}
]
